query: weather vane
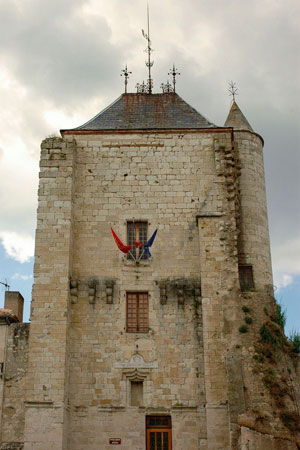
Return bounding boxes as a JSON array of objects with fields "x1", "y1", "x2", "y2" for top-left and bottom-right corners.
[
  {"x1": 168, "y1": 64, "x2": 180, "y2": 93},
  {"x1": 228, "y1": 81, "x2": 238, "y2": 102},
  {"x1": 121, "y1": 65, "x2": 132, "y2": 94},
  {"x1": 141, "y1": 4, "x2": 154, "y2": 94}
]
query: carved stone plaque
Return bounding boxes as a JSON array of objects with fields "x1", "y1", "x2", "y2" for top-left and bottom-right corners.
[{"x1": 115, "y1": 353, "x2": 158, "y2": 369}]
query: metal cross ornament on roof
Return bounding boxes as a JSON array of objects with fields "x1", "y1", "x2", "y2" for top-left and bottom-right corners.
[
  {"x1": 136, "y1": 81, "x2": 148, "y2": 94},
  {"x1": 168, "y1": 64, "x2": 180, "y2": 93},
  {"x1": 228, "y1": 81, "x2": 238, "y2": 102},
  {"x1": 121, "y1": 65, "x2": 132, "y2": 94},
  {"x1": 160, "y1": 81, "x2": 173, "y2": 93}
]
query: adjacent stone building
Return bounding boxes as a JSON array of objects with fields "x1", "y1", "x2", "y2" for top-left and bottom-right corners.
[{"x1": 0, "y1": 90, "x2": 299, "y2": 450}]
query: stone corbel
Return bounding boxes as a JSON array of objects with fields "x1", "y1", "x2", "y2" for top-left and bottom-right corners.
[
  {"x1": 177, "y1": 286, "x2": 185, "y2": 305},
  {"x1": 105, "y1": 279, "x2": 115, "y2": 304},
  {"x1": 88, "y1": 280, "x2": 97, "y2": 304},
  {"x1": 70, "y1": 279, "x2": 78, "y2": 304},
  {"x1": 193, "y1": 281, "x2": 202, "y2": 308},
  {"x1": 173, "y1": 279, "x2": 187, "y2": 305},
  {"x1": 159, "y1": 281, "x2": 167, "y2": 305}
]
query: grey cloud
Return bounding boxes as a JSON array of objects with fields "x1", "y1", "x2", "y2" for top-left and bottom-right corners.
[
  {"x1": 0, "y1": 0, "x2": 299, "y2": 263},
  {"x1": 0, "y1": 0, "x2": 123, "y2": 105}
]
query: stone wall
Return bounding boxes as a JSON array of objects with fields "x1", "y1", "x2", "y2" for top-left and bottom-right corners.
[
  {"x1": 240, "y1": 426, "x2": 298, "y2": 450},
  {"x1": 24, "y1": 137, "x2": 76, "y2": 450},
  {"x1": 0, "y1": 324, "x2": 7, "y2": 442},
  {"x1": 0, "y1": 323, "x2": 29, "y2": 449},
  {"x1": 16, "y1": 124, "x2": 291, "y2": 450},
  {"x1": 67, "y1": 131, "x2": 227, "y2": 449}
]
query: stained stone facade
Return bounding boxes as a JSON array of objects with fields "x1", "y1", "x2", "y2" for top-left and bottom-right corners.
[{"x1": 0, "y1": 94, "x2": 299, "y2": 450}]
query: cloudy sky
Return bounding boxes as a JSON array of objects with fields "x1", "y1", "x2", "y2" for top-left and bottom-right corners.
[{"x1": 0, "y1": 0, "x2": 299, "y2": 333}]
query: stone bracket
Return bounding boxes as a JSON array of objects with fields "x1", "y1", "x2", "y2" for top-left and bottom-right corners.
[
  {"x1": 158, "y1": 277, "x2": 201, "y2": 306},
  {"x1": 70, "y1": 279, "x2": 78, "y2": 304},
  {"x1": 105, "y1": 279, "x2": 115, "y2": 304}
]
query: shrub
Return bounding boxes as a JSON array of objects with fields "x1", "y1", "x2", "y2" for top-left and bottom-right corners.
[
  {"x1": 239, "y1": 325, "x2": 248, "y2": 333},
  {"x1": 260, "y1": 323, "x2": 283, "y2": 346},
  {"x1": 271, "y1": 302, "x2": 286, "y2": 330},
  {"x1": 280, "y1": 412, "x2": 300, "y2": 432},
  {"x1": 242, "y1": 305, "x2": 250, "y2": 313},
  {"x1": 245, "y1": 316, "x2": 253, "y2": 325},
  {"x1": 253, "y1": 354, "x2": 264, "y2": 363},
  {"x1": 288, "y1": 330, "x2": 300, "y2": 355}
]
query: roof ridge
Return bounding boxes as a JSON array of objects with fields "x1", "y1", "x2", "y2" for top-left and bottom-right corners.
[{"x1": 61, "y1": 93, "x2": 218, "y2": 133}]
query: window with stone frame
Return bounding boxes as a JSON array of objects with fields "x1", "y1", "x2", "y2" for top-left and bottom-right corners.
[
  {"x1": 130, "y1": 381, "x2": 143, "y2": 406},
  {"x1": 126, "y1": 292, "x2": 149, "y2": 333},
  {"x1": 239, "y1": 265, "x2": 254, "y2": 291},
  {"x1": 127, "y1": 221, "x2": 148, "y2": 260}
]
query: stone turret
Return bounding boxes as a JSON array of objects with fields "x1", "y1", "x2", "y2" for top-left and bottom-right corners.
[{"x1": 225, "y1": 101, "x2": 273, "y2": 291}]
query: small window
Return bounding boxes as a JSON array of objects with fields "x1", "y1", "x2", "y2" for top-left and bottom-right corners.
[
  {"x1": 126, "y1": 292, "x2": 149, "y2": 333},
  {"x1": 127, "y1": 221, "x2": 148, "y2": 259},
  {"x1": 239, "y1": 265, "x2": 254, "y2": 291},
  {"x1": 131, "y1": 381, "x2": 143, "y2": 406}
]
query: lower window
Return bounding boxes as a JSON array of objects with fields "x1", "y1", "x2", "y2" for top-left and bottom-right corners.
[
  {"x1": 126, "y1": 292, "x2": 149, "y2": 333},
  {"x1": 146, "y1": 416, "x2": 172, "y2": 450}
]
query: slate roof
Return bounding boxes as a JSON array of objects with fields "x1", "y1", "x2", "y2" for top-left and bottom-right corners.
[
  {"x1": 61, "y1": 93, "x2": 217, "y2": 132},
  {"x1": 224, "y1": 101, "x2": 254, "y2": 132}
]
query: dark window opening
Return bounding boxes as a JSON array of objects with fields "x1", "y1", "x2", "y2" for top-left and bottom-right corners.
[
  {"x1": 239, "y1": 265, "x2": 254, "y2": 291},
  {"x1": 127, "y1": 221, "x2": 147, "y2": 259},
  {"x1": 126, "y1": 292, "x2": 149, "y2": 333}
]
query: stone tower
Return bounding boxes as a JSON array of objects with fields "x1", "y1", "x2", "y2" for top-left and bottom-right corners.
[{"x1": 0, "y1": 92, "x2": 299, "y2": 450}]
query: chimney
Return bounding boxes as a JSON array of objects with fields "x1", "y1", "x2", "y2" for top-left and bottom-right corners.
[{"x1": 4, "y1": 291, "x2": 24, "y2": 323}]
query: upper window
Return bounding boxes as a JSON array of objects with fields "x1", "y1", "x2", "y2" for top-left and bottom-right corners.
[
  {"x1": 127, "y1": 221, "x2": 148, "y2": 260},
  {"x1": 239, "y1": 265, "x2": 254, "y2": 291},
  {"x1": 126, "y1": 292, "x2": 149, "y2": 333}
]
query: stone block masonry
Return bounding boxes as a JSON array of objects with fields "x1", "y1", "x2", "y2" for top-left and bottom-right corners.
[
  {"x1": 24, "y1": 137, "x2": 76, "y2": 450},
  {"x1": 1, "y1": 115, "x2": 297, "y2": 449},
  {"x1": 0, "y1": 322, "x2": 29, "y2": 449}
]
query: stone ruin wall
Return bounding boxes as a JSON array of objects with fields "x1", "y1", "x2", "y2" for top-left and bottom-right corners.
[{"x1": 0, "y1": 323, "x2": 29, "y2": 450}]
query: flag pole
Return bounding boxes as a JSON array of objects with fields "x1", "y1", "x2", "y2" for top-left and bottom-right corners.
[
  {"x1": 138, "y1": 248, "x2": 145, "y2": 261},
  {"x1": 129, "y1": 250, "x2": 135, "y2": 260}
]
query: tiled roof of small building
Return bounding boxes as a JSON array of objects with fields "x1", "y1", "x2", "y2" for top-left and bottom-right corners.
[
  {"x1": 61, "y1": 93, "x2": 217, "y2": 132},
  {"x1": 0, "y1": 308, "x2": 19, "y2": 323}
]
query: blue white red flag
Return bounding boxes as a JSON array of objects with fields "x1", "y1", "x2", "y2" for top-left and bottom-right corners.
[{"x1": 143, "y1": 229, "x2": 158, "y2": 258}]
